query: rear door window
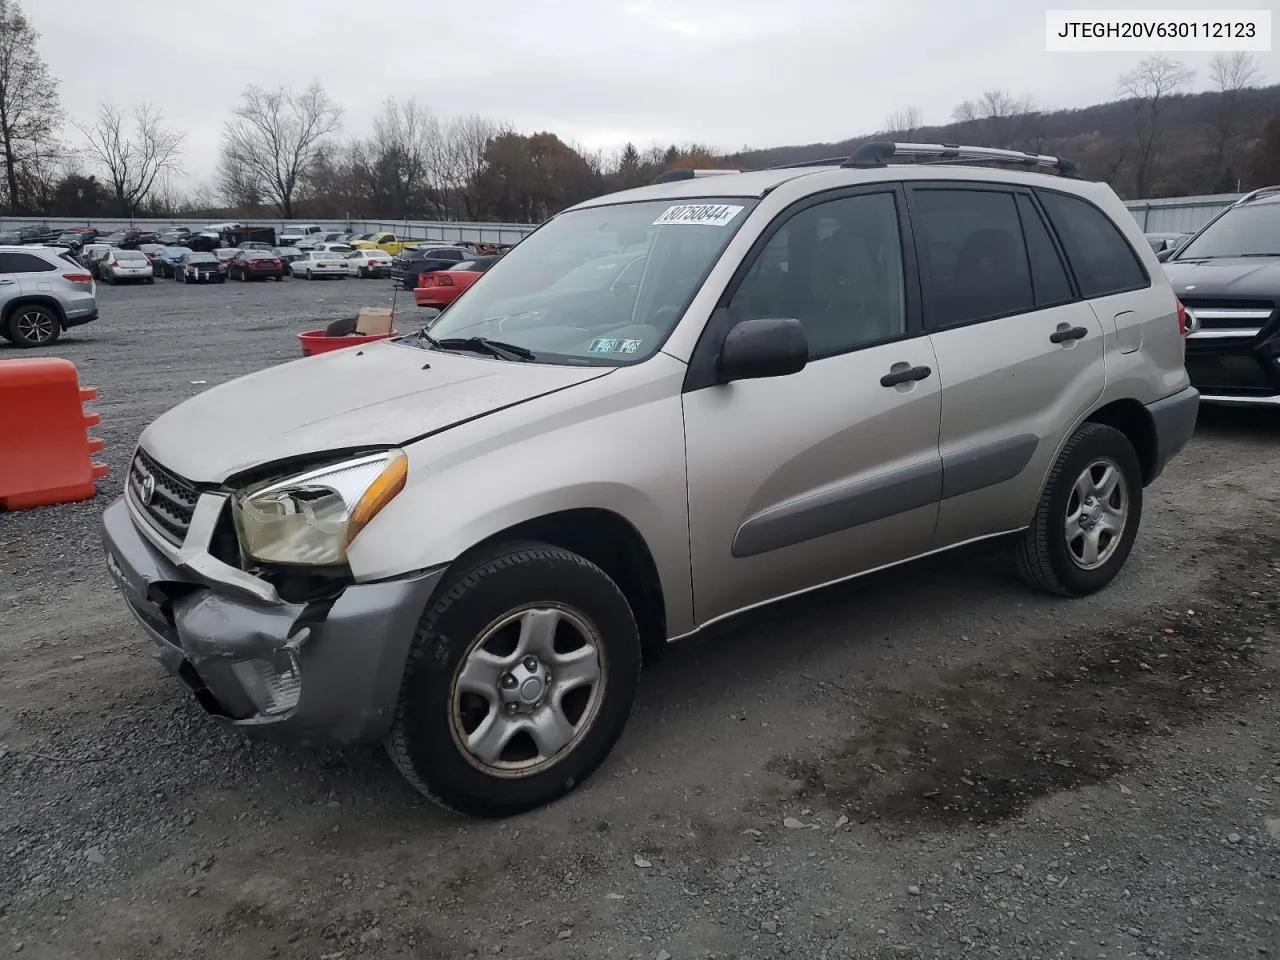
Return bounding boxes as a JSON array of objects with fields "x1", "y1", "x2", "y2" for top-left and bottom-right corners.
[{"x1": 909, "y1": 187, "x2": 1034, "y2": 328}]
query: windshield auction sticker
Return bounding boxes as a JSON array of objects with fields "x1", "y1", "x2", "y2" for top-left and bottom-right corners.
[{"x1": 653, "y1": 204, "x2": 745, "y2": 227}]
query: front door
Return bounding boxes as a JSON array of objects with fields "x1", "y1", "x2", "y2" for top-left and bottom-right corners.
[{"x1": 682, "y1": 187, "x2": 944, "y2": 625}]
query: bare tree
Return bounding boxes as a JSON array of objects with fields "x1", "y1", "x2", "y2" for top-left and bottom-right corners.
[
  {"x1": 0, "y1": 0, "x2": 61, "y2": 212},
  {"x1": 883, "y1": 106, "x2": 923, "y2": 137},
  {"x1": 951, "y1": 89, "x2": 1035, "y2": 148},
  {"x1": 442, "y1": 114, "x2": 502, "y2": 219},
  {"x1": 1117, "y1": 55, "x2": 1195, "y2": 198},
  {"x1": 218, "y1": 82, "x2": 342, "y2": 218},
  {"x1": 75, "y1": 102, "x2": 184, "y2": 215},
  {"x1": 360, "y1": 97, "x2": 440, "y2": 215},
  {"x1": 16, "y1": 137, "x2": 64, "y2": 213},
  {"x1": 1208, "y1": 52, "x2": 1261, "y2": 178}
]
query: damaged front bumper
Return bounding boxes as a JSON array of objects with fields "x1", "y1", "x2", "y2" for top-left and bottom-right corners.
[{"x1": 100, "y1": 493, "x2": 444, "y2": 744}]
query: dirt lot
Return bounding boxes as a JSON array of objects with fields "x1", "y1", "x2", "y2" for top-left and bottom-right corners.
[{"x1": 1, "y1": 278, "x2": 1278, "y2": 960}]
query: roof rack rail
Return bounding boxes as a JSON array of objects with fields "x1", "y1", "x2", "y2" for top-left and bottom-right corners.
[
  {"x1": 1233, "y1": 185, "x2": 1280, "y2": 205},
  {"x1": 766, "y1": 156, "x2": 849, "y2": 170},
  {"x1": 842, "y1": 141, "x2": 1082, "y2": 179},
  {"x1": 650, "y1": 168, "x2": 742, "y2": 185}
]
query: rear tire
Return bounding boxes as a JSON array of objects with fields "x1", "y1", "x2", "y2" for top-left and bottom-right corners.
[
  {"x1": 6, "y1": 305, "x2": 61, "y2": 348},
  {"x1": 385, "y1": 541, "x2": 642, "y2": 818},
  {"x1": 1014, "y1": 422, "x2": 1143, "y2": 598}
]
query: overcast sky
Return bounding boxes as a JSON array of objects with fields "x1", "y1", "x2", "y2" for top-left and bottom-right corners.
[{"x1": 26, "y1": 0, "x2": 1280, "y2": 192}]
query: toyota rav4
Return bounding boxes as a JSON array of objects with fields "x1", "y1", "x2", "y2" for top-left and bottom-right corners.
[{"x1": 101, "y1": 142, "x2": 1200, "y2": 817}]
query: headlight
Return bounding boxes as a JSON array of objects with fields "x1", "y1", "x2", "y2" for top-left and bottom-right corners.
[{"x1": 231, "y1": 450, "x2": 408, "y2": 566}]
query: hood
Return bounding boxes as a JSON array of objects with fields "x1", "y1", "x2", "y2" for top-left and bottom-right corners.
[
  {"x1": 139, "y1": 339, "x2": 614, "y2": 484},
  {"x1": 1163, "y1": 257, "x2": 1280, "y2": 302}
]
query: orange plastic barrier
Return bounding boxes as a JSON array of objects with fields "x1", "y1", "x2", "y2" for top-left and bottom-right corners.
[{"x1": 0, "y1": 358, "x2": 108, "y2": 510}]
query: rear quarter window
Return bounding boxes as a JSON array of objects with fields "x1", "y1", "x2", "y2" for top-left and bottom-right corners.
[{"x1": 1036, "y1": 190, "x2": 1149, "y2": 298}]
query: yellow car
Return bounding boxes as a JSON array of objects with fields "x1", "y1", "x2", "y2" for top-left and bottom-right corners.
[{"x1": 350, "y1": 232, "x2": 420, "y2": 256}]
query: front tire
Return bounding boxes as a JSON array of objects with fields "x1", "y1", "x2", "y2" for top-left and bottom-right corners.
[
  {"x1": 1014, "y1": 422, "x2": 1143, "y2": 597},
  {"x1": 386, "y1": 541, "x2": 642, "y2": 818}
]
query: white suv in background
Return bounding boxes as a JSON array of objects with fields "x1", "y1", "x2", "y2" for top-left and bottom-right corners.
[{"x1": 0, "y1": 245, "x2": 99, "y2": 347}]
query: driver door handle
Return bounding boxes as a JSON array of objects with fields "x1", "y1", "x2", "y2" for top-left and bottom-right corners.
[
  {"x1": 880, "y1": 364, "x2": 932, "y2": 387},
  {"x1": 1050, "y1": 325, "x2": 1088, "y2": 344}
]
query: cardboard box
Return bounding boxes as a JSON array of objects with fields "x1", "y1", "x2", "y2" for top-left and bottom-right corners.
[{"x1": 355, "y1": 307, "x2": 394, "y2": 335}]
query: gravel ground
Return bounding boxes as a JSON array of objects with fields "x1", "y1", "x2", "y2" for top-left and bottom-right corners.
[{"x1": 1, "y1": 278, "x2": 1278, "y2": 960}]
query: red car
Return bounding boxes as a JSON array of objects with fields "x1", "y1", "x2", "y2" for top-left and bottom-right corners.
[
  {"x1": 228, "y1": 250, "x2": 286, "y2": 282},
  {"x1": 413, "y1": 255, "x2": 501, "y2": 308}
]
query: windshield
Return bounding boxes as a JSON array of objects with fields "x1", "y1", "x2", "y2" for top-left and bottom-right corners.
[
  {"x1": 421, "y1": 198, "x2": 755, "y2": 364},
  {"x1": 1175, "y1": 202, "x2": 1280, "y2": 259}
]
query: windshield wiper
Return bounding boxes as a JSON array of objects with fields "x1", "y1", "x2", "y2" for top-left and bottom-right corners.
[
  {"x1": 416, "y1": 329, "x2": 535, "y2": 361},
  {"x1": 1237, "y1": 252, "x2": 1280, "y2": 257}
]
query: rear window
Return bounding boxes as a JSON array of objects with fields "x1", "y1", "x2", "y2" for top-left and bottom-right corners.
[{"x1": 116, "y1": 250, "x2": 147, "y2": 261}]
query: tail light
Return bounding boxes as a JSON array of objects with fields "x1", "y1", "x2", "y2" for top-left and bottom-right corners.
[
  {"x1": 62, "y1": 272, "x2": 93, "y2": 283},
  {"x1": 109, "y1": 260, "x2": 119, "y2": 268},
  {"x1": 437, "y1": 275, "x2": 454, "y2": 286}
]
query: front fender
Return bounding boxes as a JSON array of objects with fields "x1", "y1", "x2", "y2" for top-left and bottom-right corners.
[{"x1": 345, "y1": 356, "x2": 695, "y2": 635}]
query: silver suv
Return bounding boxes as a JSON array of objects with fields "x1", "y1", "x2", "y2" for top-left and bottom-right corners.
[
  {"x1": 0, "y1": 245, "x2": 99, "y2": 347},
  {"x1": 101, "y1": 143, "x2": 1199, "y2": 816}
]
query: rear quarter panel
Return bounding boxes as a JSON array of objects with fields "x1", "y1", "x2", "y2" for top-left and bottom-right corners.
[{"x1": 1084, "y1": 184, "x2": 1191, "y2": 406}]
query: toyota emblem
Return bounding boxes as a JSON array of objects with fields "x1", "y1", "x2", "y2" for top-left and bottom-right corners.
[{"x1": 138, "y1": 468, "x2": 156, "y2": 505}]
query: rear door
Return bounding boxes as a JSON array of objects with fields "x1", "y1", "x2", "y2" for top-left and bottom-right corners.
[{"x1": 907, "y1": 183, "x2": 1106, "y2": 547}]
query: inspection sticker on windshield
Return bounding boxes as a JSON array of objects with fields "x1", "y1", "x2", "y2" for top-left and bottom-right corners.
[
  {"x1": 653, "y1": 203, "x2": 744, "y2": 227},
  {"x1": 590, "y1": 338, "x2": 642, "y2": 354}
]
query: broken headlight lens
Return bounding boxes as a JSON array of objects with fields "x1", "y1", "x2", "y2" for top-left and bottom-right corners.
[{"x1": 231, "y1": 449, "x2": 408, "y2": 566}]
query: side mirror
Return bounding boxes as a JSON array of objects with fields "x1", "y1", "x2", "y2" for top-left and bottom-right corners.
[
  {"x1": 717, "y1": 317, "x2": 808, "y2": 383},
  {"x1": 1156, "y1": 248, "x2": 1173, "y2": 262}
]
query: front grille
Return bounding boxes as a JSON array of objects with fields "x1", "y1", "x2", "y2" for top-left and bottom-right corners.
[
  {"x1": 1182, "y1": 299, "x2": 1276, "y2": 342},
  {"x1": 128, "y1": 450, "x2": 200, "y2": 544}
]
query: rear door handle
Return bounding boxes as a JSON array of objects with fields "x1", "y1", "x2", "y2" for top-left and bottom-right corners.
[
  {"x1": 1050, "y1": 325, "x2": 1088, "y2": 344},
  {"x1": 880, "y1": 364, "x2": 932, "y2": 387}
]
